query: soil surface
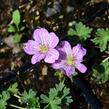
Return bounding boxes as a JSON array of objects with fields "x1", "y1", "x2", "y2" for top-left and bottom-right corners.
[{"x1": 0, "y1": 0, "x2": 109, "y2": 109}]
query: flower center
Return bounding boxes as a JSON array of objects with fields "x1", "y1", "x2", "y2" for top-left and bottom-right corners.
[
  {"x1": 66, "y1": 55, "x2": 74, "y2": 66},
  {"x1": 39, "y1": 44, "x2": 48, "y2": 53}
]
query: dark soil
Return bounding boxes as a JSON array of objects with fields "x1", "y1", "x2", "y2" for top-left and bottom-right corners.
[{"x1": 0, "y1": 0, "x2": 109, "y2": 109}]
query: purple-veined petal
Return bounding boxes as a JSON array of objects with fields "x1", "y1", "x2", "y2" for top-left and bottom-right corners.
[
  {"x1": 60, "y1": 41, "x2": 72, "y2": 56},
  {"x1": 63, "y1": 66, "x2": 75, "y2": 76},
  {"x1": 44, "y1": 49, "x2": 59, "y2": 63},
  {"x1": 57, "y1": 49, "x2": 66, "y2": 60},
  {"x1": 48, "y1": 32, "x2": 59, "y2": 48},
  {"x1": 52, "y1": 60, "x2": 65, "y2": 69},
  {"x1": 75, "y1": 62, "x2": 87, "y2": 73},
  {"x1": 31, "y1": 53, "x2": 45, "y2": 64},
  {"x1": 33, "y1": 28, "x2": 49, "y2": 44},
  {"x1": 72, "y1": 44, "x2": 86, "y2": 61},
  {"x1": 23, "y1": 40, "x2": 39, "y2": 55}
]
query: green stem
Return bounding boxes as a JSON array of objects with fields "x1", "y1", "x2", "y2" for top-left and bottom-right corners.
[
  {"x1": 69, "y1": 75, "x2": 73, "y2": 83},
  {"x1": 69, "y1": 72, "x2": 78, "y2": 83},
  {"x1": 61, "y1": 77, "x2": 65, "y2": 84},
  {"x1": 13, "y1": 94, "x2": 23, "y2": 103},
  {"x1": 9, "y1": 104, "x2": 26, "y2": 109},
  {"x1": 16, "y1": 24, "x2": 20, "y2": 32},
  {"x1": 102, "y1": 56, "x2": 109, "y2": 63},
  {"x1": 14, "y1": 94, "x2": 21, "y2": 99},
  {"x1": 44, "y1": 103, "x2": 50, "y2": 109}
]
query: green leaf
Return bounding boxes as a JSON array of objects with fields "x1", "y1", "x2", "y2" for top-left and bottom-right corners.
[
  {"x1": 56, "y1": 82, "x2": 64, "y2": 91},
  {"x1": 7, "y1": 83, "x2": 18, "y2": 94},
  {"x1": 21, "y1": 89, "x2": 40, "y2": 108},
  {"x1": 12, "y1": 33, "x2": 21, "y2": 43},
  {"x1": 40, "y1": 94, "x2": 50, "y2": 103},
  {"x1": 49, "y1": 88, "x2": 58, "y2": 100},
  {"x1": 63, "y1": 87, "x2": 70, "y2": 97},
  {"x1": 50, "y1": 99, "x2": 61, "y2": 109},
  {"x1": 75, "y1": 22, "x2": 92, "y2": 40},
  {"x1": 20, "y1": 26, "x2": 25, "y2": 31},
  {"x1": 66, "y1": 96, "x2": 73, "y2": 105},
  {"x1": 12, "y1": 10, "x2": 20, "y2": 26},
  {"x1": 67, "y1": 28, "x2": 76, "y2": 36},
  {"x1": 0, "y1": 99, "x2": 7, "y2": 109},
  {"x1": 2, "y1": 91, "x2": 10, "y2": 101},
  {"x1": 68, "y1": 22, "x2": 92, "y2": 41},
  {"x1": 92, "y1": 28, "x2": 109, "y2": 52},
  {"x1": 92, "y1": 59, "x2": 109, "y2": 84},
  {"x1": 0, "y1": 91, "x2": 10, "y2": 109},
  {"x1": 8, "y1": 25, "x2": 16, "y2": 32},
  {"x1": 21, "y1": 89, "x2": 36, "y2": 103},
  {"x1": 41, "y1": 82, "x2": 73, "y2": 109}
]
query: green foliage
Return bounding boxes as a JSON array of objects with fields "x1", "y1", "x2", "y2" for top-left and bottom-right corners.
[
  {"x1": 13, "y1": 33, "x2": 21, "y2": 43},
  {"x1": 92, "y1": 59, "x2": 109, "y2": 84},
  {"x1": 54, "y1": 70, "x2": 65, "y2": 82},
  {"x1": 0, "y1": 83, "x2": 18, "y2": 109},
  {"x1": 21, "y1": 89, "x2": 40, "y2": 109},
  {"x1": 12, "y1": 10, "x2": 20, "y2": 26},
  {"x1": 8, "y1": 25, "x2": 16, "y2": 32},
  {"x1": 0, "y1": 91, "x2": 10, "y2": 109},
  {"x1": 7, "y1": 83, "x2": 18, "y2": 94},
  {"x1": 92, "y1": 28, "x2": 109, "y2": 52},
  {"x1": 0, "y1": 82, "x2": 73, "y2": 109},
  {"x1": 41, "y1": 82, "x2": 73, "y2": 109},
  {"x1": 8, "y1": 9, "x2": 24, "y2": 43},
  {"x1": 68, "y1": 22, "x2": 92, "y2": 41}
]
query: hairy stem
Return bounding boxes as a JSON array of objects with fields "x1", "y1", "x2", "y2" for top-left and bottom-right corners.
[
  {"x1": 44, "y1": 103, "x2": 50, "y2": 109},
  {"x1": 9, "y1": 104, "x2": 26, "y2": 109}
]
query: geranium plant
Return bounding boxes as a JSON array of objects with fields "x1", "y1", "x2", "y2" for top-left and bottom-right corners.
[
  {"x1": 8, "y1": 9, "x2": 24, "y2": 43},
  {"x1": 0, "y1": 82, "x2": 72, "y2": 109}
]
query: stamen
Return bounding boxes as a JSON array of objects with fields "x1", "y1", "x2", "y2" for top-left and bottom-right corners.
[
  {"x1": 66, "y1": 55, "x2": 74, "y2": 65},
  {"x1": 39, "y1": 44, "x2": 48, "y2": 53}
]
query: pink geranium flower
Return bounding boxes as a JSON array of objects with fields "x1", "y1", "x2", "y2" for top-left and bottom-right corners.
[
  {"x1": 24, "y1": 28, "x2": 59, "y2": 64},
  {"x1": 52, "y1": 41, "x2": 87, "y2": 76}
]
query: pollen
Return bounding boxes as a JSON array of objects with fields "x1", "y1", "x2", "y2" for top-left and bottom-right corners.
[
  {"x1": 39, "y1": 44, "x2": 49, "y2": 53},
  {"x1": 66, "y1": 55, "x2": 74, "y2": 66}
]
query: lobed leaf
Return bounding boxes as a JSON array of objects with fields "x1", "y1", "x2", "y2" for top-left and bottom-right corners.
[
  {"x1": 7, "y1": 83, "x2": 18, "y2": 94},
  {"x1": 92, "y1": 28, "x2": 109, "y2": 52},
  {"x1": 40, "y1": 94, "x2": 50, "y2": 103},
  {"x1": 21, "y1": 89, "x2": 40, "y2": 108},
  {"x1": 68, "y1": 22, "x2": 92, "y2": 41},
  {"x1": 92, "y1": 59, "x2": 109, "y2": 84},
  {"x1": 0, "y1": 91, "x2": 10, "y2": 109},
  {"x1": 41, "y1": 82, "x2": 73, "y2": 109}
]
